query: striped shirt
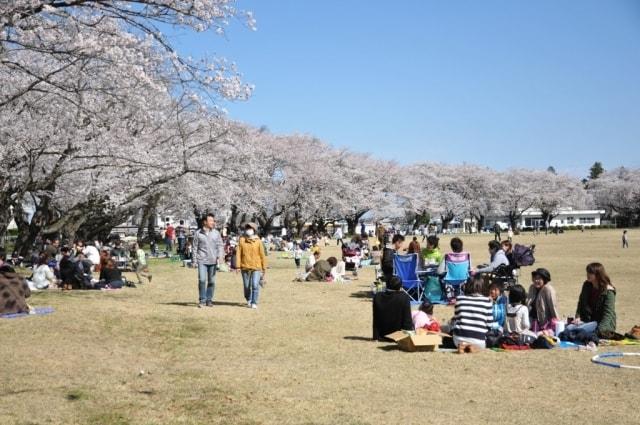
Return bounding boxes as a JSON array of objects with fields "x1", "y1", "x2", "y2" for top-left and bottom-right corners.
[{"x1": 452, "y1": 295, "x2": 493, "y2": 343}]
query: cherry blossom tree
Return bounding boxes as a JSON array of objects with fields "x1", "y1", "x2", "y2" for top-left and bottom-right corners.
[
  {"x1": 532, "y1": 170, "x2": 591, "y2": 224},
  {"x1": 589, "y1": 167, "x2": 640, "y2": 226},
  {"x1": 491, "y1": 169, "x2": 539, "y2": 230},
  {"x1": 1, "y1": 1, "x2": 254, "y2": 108}
]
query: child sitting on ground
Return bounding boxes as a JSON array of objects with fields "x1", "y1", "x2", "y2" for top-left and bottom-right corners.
[
  {"x1": 489, "y1": 282, "x2": 507, "y2": 331},
  {"x1": 504, "y1": 284, "x2": 532, "y2": 335},
  {"x1": 412, "y1": 299, "x2": 441, "y2": 332}
]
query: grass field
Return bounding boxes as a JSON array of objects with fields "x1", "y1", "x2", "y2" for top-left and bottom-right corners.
[{"x1": 1, "y1": 229, "x2": 639, "y2": 425}]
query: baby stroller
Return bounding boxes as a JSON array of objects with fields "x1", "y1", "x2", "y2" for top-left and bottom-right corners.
[
  {"x1": 512, "y1": 244, "x2": 536, "y2": 268},
  {"x1": 488, "y1": 244, "x2": 536, "y2": 291}
]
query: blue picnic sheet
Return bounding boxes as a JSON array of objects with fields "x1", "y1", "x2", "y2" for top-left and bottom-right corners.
[{"x1": 0, "y1": 307, "x2": 55, "y2": 319}]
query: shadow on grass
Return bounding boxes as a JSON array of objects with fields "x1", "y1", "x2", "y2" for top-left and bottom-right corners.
[
  {"x1": 161, "y1": 301, "x2": 247, "y2": 308},
  {"x1": 349, "y1": 290, "x2": 373, "y2": 299},
  {"x1": 377, "y1": 345, "x2": 401, "y2": 352},
  {"x1": 343, "y1": 336, "x2": 375, "y2": 343}
]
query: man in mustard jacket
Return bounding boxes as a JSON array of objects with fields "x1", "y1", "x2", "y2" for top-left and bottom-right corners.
[{"x1": 236, "y1": 222, "x2": 267, "y2": 309}]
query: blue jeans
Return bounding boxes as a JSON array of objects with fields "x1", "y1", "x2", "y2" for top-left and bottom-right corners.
[
  {"x1": 566, "y1": 321, "x2": 597, "y2": 334},
  {"x1": 198, "y1": 264, "x2": 217, "y2": 303},
  {"x1": 241, "y1": 270, "x2": 262, "y2": 305}
]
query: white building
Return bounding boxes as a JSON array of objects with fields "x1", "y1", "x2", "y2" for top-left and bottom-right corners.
[{"x1": 520, "y1": 208, "x2": 606, "y2": 229}]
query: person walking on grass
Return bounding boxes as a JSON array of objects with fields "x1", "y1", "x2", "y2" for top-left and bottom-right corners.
[
  {"x1": 622, "y1": 230, "x2": 629, "y2": 248},
  {"x1": 237, "y1": 222, "x2": 267, "y2": 309},
  {"x1": 131, "y1": 242, "x2": 152, "y2": 285},
  {"x1": 334, "y1": 226, "x2": 344, "y2": 246},
  {"x1": 193, "y1": 213, "x2": 224, "y2": 308}
]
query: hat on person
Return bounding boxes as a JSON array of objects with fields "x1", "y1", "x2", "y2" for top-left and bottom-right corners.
[
  {"x1": 243, "y1": 222, "x2": 258, "y2": 232},
  {"x1": 531, "y1": 268, "x2": 551, "y2": 283}
]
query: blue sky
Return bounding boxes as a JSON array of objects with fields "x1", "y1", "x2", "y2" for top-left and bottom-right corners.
[{"x1": 170, "y1": 0, "x2": 640, "y2": 177}]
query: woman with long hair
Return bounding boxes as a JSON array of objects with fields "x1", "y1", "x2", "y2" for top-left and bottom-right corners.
[
  {"x1": 575, "y1": 262, "x2": 617, "y2": 338},
  {"x1": 98, "y1": 258, "x2": 124, "y2": 289}
]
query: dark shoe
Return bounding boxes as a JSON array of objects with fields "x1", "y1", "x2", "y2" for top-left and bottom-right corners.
[{"x1": 206, "y1": 301, "x2": 214, "y2": 307}]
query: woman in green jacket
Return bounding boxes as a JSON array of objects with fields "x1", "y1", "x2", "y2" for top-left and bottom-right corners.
[{"x1": 575, "y1": 262, "x2": 617, "y2": 338}]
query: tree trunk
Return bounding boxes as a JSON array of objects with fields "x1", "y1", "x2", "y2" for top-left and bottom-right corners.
[
  {"x1": 13, "y1": 194, "x2": 56, "y2": 257},
  {"x1": 475, "y1": 214, "x2": 485, "y2": 232},
  {"x1": 294, "y1": 211, "x2": 306, "y2": 237},
  {"x1": 440, "y1": 212, "x2": 455, "y2": 232},
  {"x1": 138, "y1": 196, "x2": 160, "y2": 241},
  {"x1": 283, "y1": 213, "x2": 293, "y2": 233},
  {"x1": 314, "y1": 217, "x2": 327, "y2": 235},
  {"x1": 0, "y1": 197, "x2": 12, "y2": 246},
  {"x1": 227, "y1": 204, "x2": 240, "y2": 234},
  {"x1": 346, "y1": 210, "x2": 368, "y2": 236},
  {"x1": 147, "y1": 203, "x2": 158, "y2": 243},
  {"x1": 507, "y1": 212, "x2": 519, "y2": 231}
]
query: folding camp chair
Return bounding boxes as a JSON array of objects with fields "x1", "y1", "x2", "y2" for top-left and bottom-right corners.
[
  {"x1": 393, "y1": 253, "x2": 423, "y2": 303},
  {"x1": 442, "y1": 252, "x2": 471, "y2": 301}
]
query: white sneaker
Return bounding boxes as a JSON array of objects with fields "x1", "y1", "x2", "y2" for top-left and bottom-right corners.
[
  {"x1": 247, "y1": 301, "x2": 252, "y2": 308},
  {"x1": 251, "y1": 304, "x2": 258, "y2": 309}
]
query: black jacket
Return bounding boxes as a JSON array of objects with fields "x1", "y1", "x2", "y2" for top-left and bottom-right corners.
[
  {"x1": 372, "y1": 290, "x2": 413, "y2": 340},
  {"x1": 381, "y1": 247, "x2": 396, "y2": 278},
  {"x1": 100, "y1": 267, "x2": 123, "y2": 283},
  {"x1": 59, "y1": 256, "x2": 78, "y2": 284}
]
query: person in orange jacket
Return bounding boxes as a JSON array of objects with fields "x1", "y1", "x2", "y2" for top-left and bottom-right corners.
[{"x1": 236, "y1": 222, "x2": 267, "y2": 309}]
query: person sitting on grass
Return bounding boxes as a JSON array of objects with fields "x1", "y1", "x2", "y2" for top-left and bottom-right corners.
[
  {"x1": 504, "y1": 284, "x2": 532, "y2": 335},
  {"x1": 452, "y1": 274, "x2": 493, "y2": 351},
  {"x1": 97, "y1": 258, "x2": 124, "y2": 289},
  {"x1": 0, "y1": 264, "x2": 31, "y2": 315},
  {"x1": 381, "y1": 234, "x2": 405, "y2": 283},
  {"x1": 405, "y1": 236, "x2": 421, "y2": 255},
  {"x1": 305, "y1": 256, "x2": 338, "y2": 282},
  {"x1": 30, "y1": 253, "x2": 57, "y2": 290},
  {"x1": 412, "y1": 299, "x2": 440, "y2": 332},
  {"x1": 437, "y1": 237, "x2": 471, "y2": 276},
  {"x1": 331, "y1": 258, "x2": 347, "y2": 282},
  {"x1": 305, "y1": 250, "x2": 320, "y2": 273},
  {"x1": 59, "y1": 246, "x2": 79, "y2": 290},
  {"x1": 574, "y1": 262, "x2": 617, "y2": 338},
  {"x1": 526, "y1": 268, "x2": 560, "y2": 333},
  {"x1": 421, "y1": 235, "x2": 444, "y2": 267},
  {"x1": 488, "y1": 282, "x2": 507, "y2": 331},
  {"x1": 476, "y1": 240, "x2": 509, "y2": 274},
  {"x1": 372, "y1": 276, "x2": 413, "y2": 341}
]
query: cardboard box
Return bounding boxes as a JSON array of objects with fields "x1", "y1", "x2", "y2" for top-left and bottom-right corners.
[{"x1": 385, "y1": 331, "x2": 443, "y2": 352}]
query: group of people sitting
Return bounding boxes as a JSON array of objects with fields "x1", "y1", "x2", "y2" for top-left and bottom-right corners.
[
  {"x1": 373, "y1": 260, "x2": 618, "y2": 351},
  {"x1": 380, "y1": 233, "x2": 534, "y2": 296},
  {"x1": 7, "y1": 238, "x2": 152, "y2": 293}
]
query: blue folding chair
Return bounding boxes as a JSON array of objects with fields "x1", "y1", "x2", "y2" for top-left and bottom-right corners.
[
  {"x1": 393, "y1": 253, "x2": 422, "y2": 303},
  {"x1": 442, "y1": 252, "x2": 471, "y2": 301}
]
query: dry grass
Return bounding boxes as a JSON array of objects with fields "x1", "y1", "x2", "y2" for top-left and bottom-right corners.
[{"x1": 1, "y1": 229, "x2": 639, "y2": 424}]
